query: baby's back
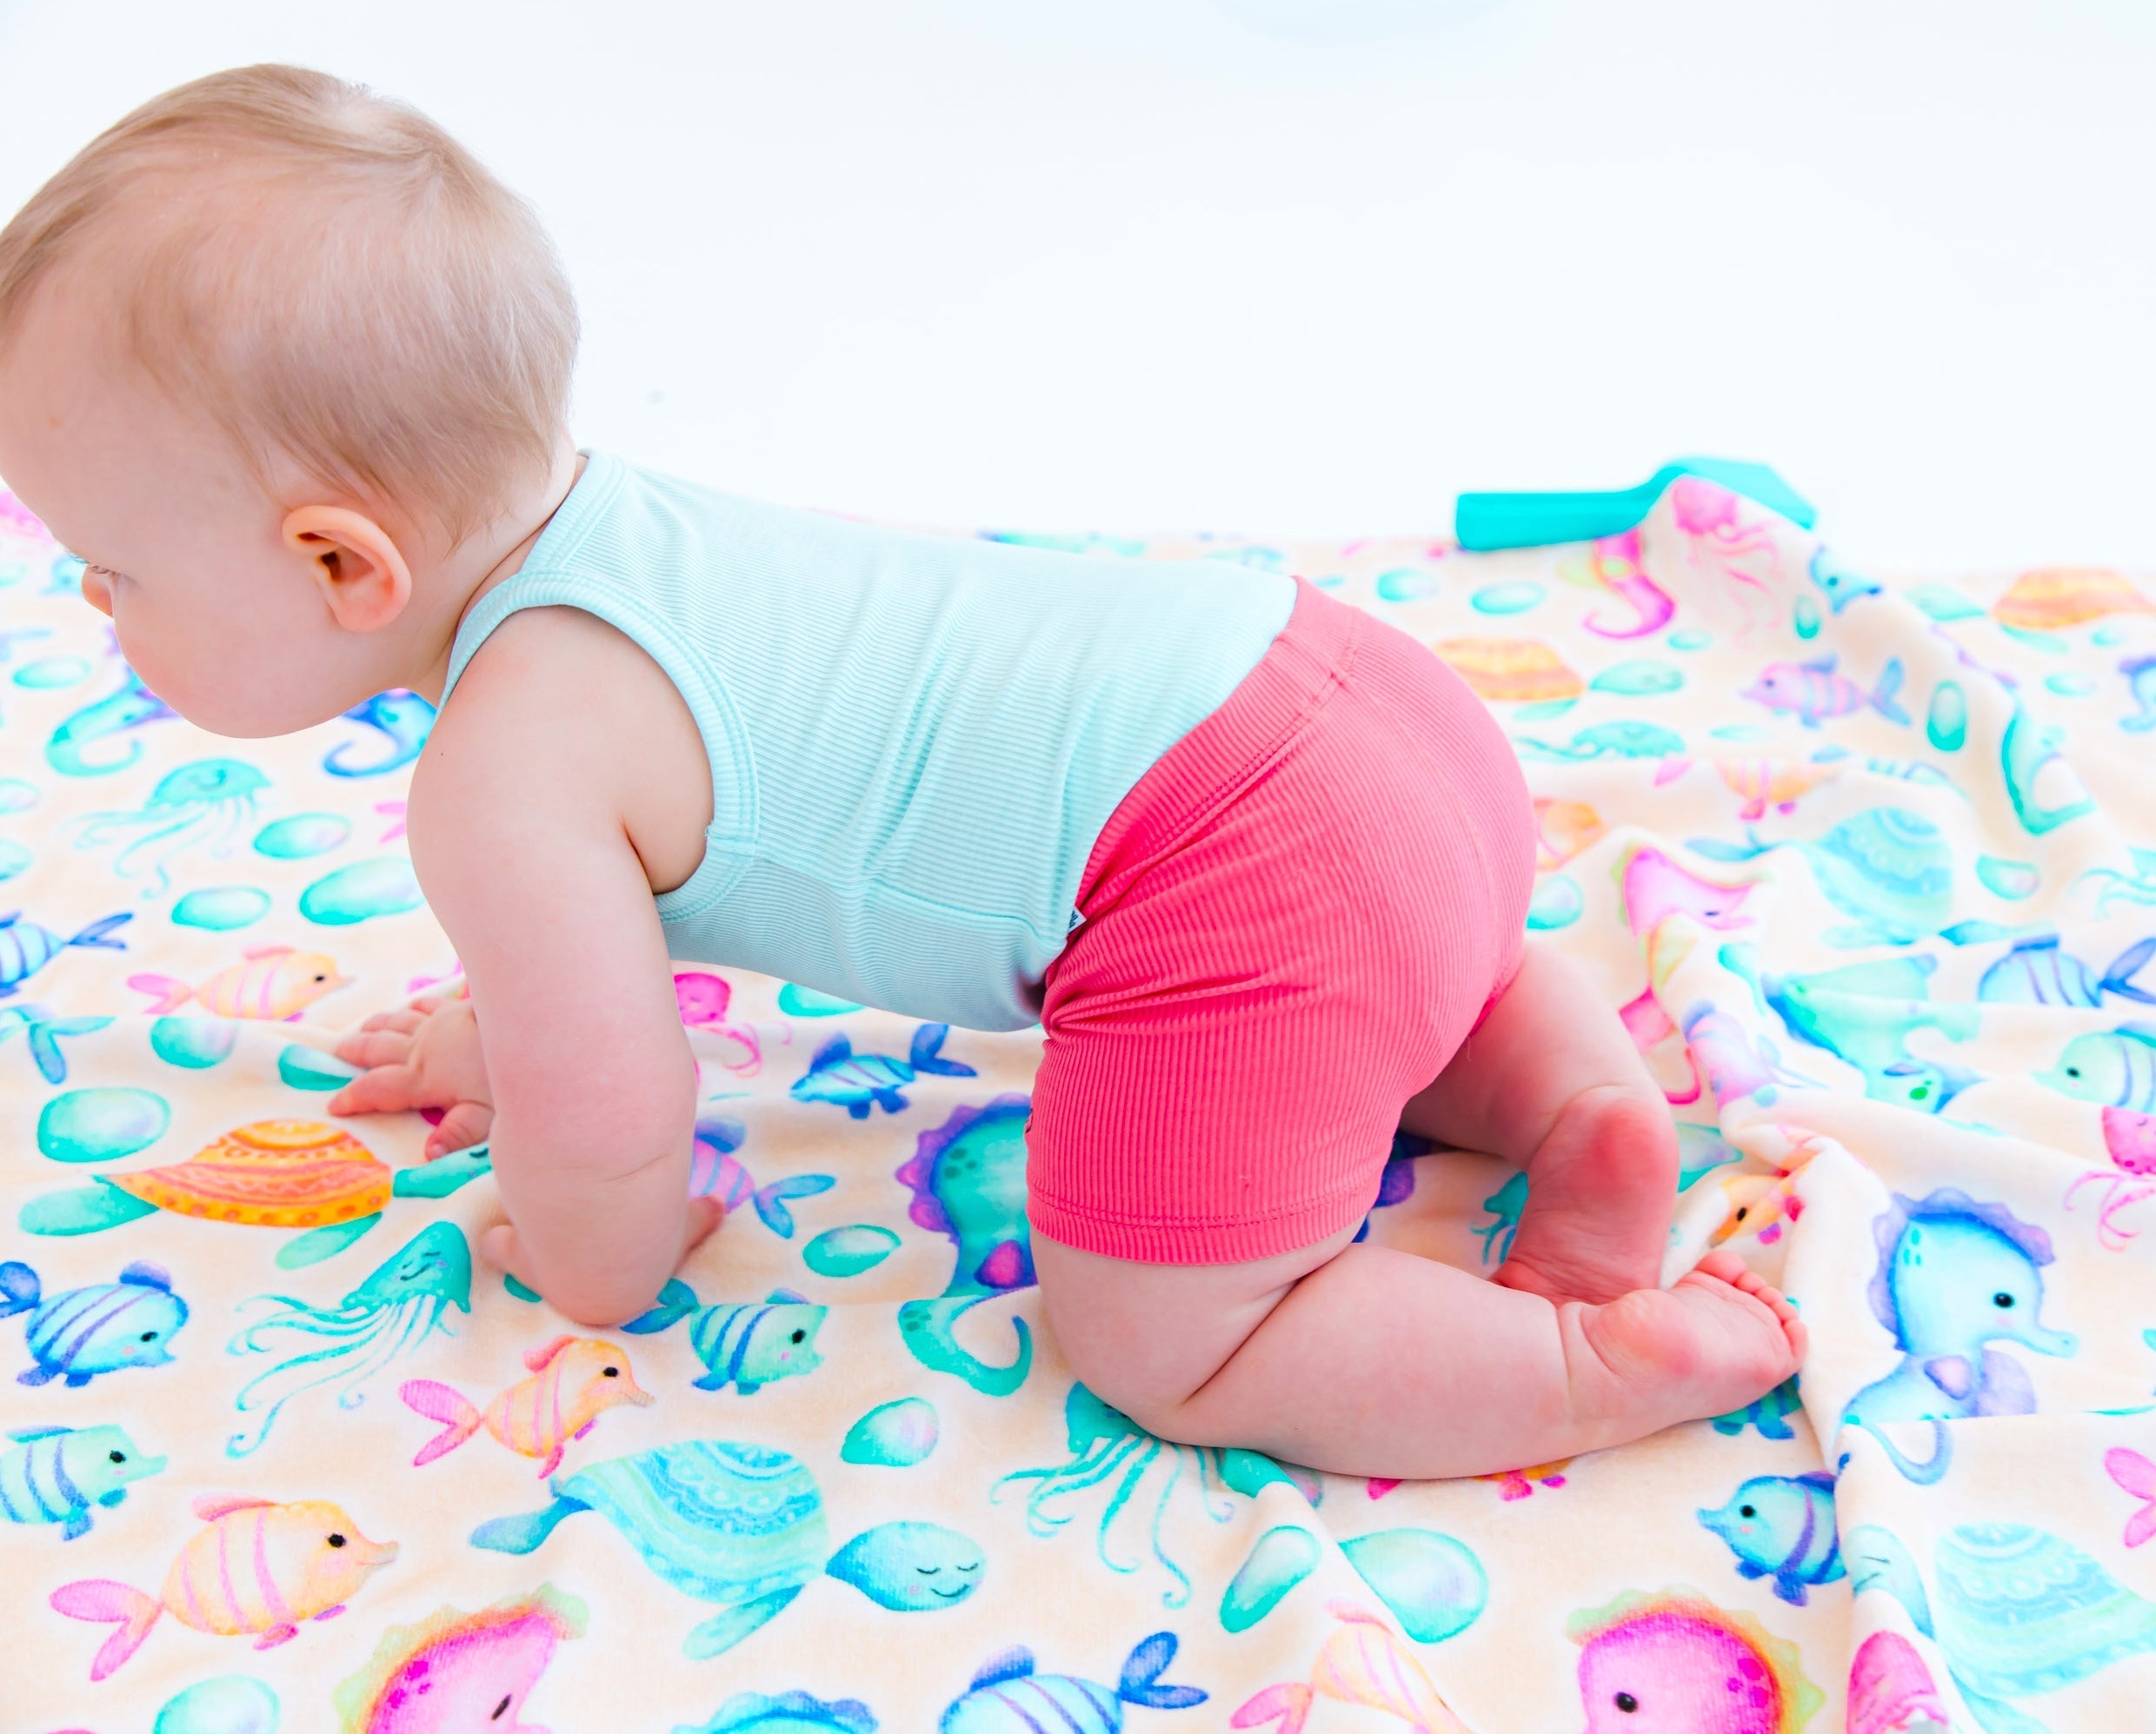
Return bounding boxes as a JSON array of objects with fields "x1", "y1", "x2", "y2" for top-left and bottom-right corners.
[{"x1": 443, "y1": 453, "x2": 1295, "y2": 1028}]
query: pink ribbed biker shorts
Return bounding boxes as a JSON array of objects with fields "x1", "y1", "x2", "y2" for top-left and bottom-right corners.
[{"x1": 1027, "y1": 576, "x2": 1536, "y2": 1266}]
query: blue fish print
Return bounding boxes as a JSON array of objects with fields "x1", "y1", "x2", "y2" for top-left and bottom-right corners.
[
  {"x1": 2039, "y1": 1024, "x2": 2156, "y2": 1110},
  {"x1": 0, "y1": 1423, "x2": 165, "y2": 1539},
  {"x1": 0, "y1": 910, "x2": 129, "y2": 998},
  {"x1": 1697, "y1": 1472, "x2": 1845, "y2": 1605},
  {"x1": 1808, "y1": 546, "x2": 1883, "y2": 614},
  {"x1": 2122, "y1": 654, "x2": 2156, "y2": 733},
  {"x1": 0, "y1": 1003, "x2": 113, "y2": 1084},
  {"x1": 324, "y1": 689, "x2": 436, "y2": 777},
  {"x1": 0, "y1": 1259, "x2": 188, "y2": 1386},
  {"x1": 940, "y1": 1632, "x2": 1206, "y2": 1734},
  {"x1": 623, "y1": 1280, "x2": 828, "y2": 1395},
  {"x1": 791, "y1": 1022, "x2": 975, "y2": 1119},
  {"x1": 1979, "y1": 933, "x2": 2156, "y2": 1007}
]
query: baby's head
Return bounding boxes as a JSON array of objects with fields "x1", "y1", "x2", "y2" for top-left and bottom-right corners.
[{"x1": 0, "y1": 64, "x2": 577, "y2": 734}]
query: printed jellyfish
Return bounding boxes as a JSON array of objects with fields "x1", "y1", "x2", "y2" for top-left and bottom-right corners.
[
  {"x1": 224, "y1": 1222, "x2": 473, "y2": 1456},
  {"x1": 75, "y1": 757, "x2": 269, "y2": 894}
]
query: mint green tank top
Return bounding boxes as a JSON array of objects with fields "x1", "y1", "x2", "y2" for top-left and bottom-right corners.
[{"x1": 439, "y1": 453, "x2": 1294, "y2": 1030}]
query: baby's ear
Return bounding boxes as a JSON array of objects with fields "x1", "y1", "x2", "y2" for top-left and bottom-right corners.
[{"x1": 283, "y1": 504, "x2": 411, "y2": 633}]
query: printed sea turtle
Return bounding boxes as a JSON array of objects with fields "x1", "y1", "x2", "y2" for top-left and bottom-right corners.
[
  {"x1": 1850, "y1": 1521, "x2": 2156, "y2": 1732},
  {"x1": 470, "y1": 1438, "x2": 983, "y2": 1658},
  {"x1": 18, "y1": 1119, "x2": 494, "y2": 1269}
]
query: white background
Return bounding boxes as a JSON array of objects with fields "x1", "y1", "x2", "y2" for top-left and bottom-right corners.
[{"x1": 0, "y1": 0, "x2": 2149, "y2": 573}]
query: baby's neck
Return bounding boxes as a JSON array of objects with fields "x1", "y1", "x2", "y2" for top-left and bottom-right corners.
[{"x1": 405, "y1": 439, "x2": 585, "y2": 705}]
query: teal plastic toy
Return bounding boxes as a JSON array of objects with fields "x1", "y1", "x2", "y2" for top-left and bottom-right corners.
[{"x1": 1454, "y1": 457, "x2": 1814, "y2": 551}]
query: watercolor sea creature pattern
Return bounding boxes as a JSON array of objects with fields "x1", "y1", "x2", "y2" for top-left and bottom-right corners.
[{"x1": 8, "y1": 479, "x2": 2156, "y2": 1725}]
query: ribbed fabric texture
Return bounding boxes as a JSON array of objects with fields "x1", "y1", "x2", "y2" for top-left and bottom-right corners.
[
  {"x1": 1028, "y1": 578, "x2": 1536, "y2": 1265},
  {"x1": 440, "y1": 453, "x2": 1295, "y2": 1030}
]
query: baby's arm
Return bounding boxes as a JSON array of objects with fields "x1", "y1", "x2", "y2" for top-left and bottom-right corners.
[{"x1": 404, "y1": 665, "x2": 716, "y2": 1325}]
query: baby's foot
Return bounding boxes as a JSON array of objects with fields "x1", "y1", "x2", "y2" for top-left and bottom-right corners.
[
  {"x1": 1494, "y1": 1083, "x2": 1679, "y2": 1305},
  {"x1": 1564, "y1": 1252, "x2": 1806, "y2": 1446}
]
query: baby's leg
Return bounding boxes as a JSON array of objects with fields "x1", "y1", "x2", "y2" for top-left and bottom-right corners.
[
  {"x1": 1403, "y1": 938, "x2": 1679, "y2": 1303},
  {"x1": 1035, "y1": 1230, "x2": 1803, "y2": 1480}
]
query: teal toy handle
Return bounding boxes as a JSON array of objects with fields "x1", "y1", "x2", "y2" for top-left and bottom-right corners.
[{"x1": 1454, "y1": 458, "x2": 1814, "y2": 552}]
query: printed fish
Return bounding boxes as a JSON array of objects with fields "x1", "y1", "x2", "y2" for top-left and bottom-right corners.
[
  {"x1": 51, "y1": 1492, "x2": 397, "y2": 1678},
  {"x1": 1231, "y1": 1601, "x2": 1474, "y2": 1734},
  {"x1": 0, "y1": 1259, "x2": 188, "y2": 1386},
  {"x1": 0, "y1": 1002, "x2": 113, "y2": 1085},
  {"x1": 1807, "y1": 547, "x2": 1883, "y2": 614},
  {"x1": 687, "y1": 1114, "x2": 835, "y2": 1238},
  {"x1": 623, "y1": 1279, "x2": 827, "y2": 1395},
  {"x1": 943, "y1": 1632, "x2": 1206, "y2": 1734},
  {"x1": 402, "y1": 1336, "x2": 653, "y2": 1476},
  {"x1": 1710, "y1": 756, "x2": 1842, "y2": 822},
  {"x1": 1, "y1": 1424, "x2": 166, "y2": 1538},
  {"x1": 0, "y1": 910, "x2": 130, "y2": 996},
  {"x1": 1697, "y1": 1472, "x2": 1845, "y2": 1605},
  {"x1": 129, "y1": 943, "x2": 349, "y2": 1020},
  {"x1": 1979, "y1": 933, "x2": 2156, "y2": 1007},
  {"x1": 1741, "y1": 653, "x2": 1909, "y2": 729},
  {"x1": 790, "y1": 1021, "x2": 975, "y2": 1119},
  {"x1": 2040, "y1": 1025, "x2": 2156, "y2": 1111}
]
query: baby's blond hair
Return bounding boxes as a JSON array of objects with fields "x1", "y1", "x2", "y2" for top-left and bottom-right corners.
[{"x1": 0, "y1": 63, "x2": 577, "y2": 542}]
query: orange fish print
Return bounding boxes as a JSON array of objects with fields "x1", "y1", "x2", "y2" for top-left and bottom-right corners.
[
  {"x1": 1534, "y1": 798, "x2": 1606, "y2": 870},
  {"x1": 1711, "y1": 755, "x2": 1842, "y2": 822},
  {"x1": 402, "y1": 1337, "x2": 653, "y2": 1477},
  {"x1": 51, "y1": 1493, "x2": 396, "y2": 1678},
  {"x1": 128, "y1": 945, "x2": 349, "y2": 1020}
]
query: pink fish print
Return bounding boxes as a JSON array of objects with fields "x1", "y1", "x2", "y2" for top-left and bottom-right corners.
[{"x1": 1743, "y1": 653, "x2": 1909, "y2": 730}]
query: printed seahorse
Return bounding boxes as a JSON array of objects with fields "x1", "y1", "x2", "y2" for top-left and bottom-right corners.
[
  {"x1": 323, "y1": 691, "x2": 435, "y2": 778},
  {"x1": 895, "y1": 1095, "x2": 1035, "y2": 1397},
  {"x1": 1840, "y1": 1188, "x2": 2076, "y2": 1485},
  {"x1": 47, "y1": 673, "x2": 176, "y2": 778},
  {"x1": 1563, "y1": 528, "x2": 1676, "y2": 640}
]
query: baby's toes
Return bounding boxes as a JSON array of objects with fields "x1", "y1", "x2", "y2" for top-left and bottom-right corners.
[{"x1": 1693, "y1": 1249, "x2": 1750, "y2": 1286}]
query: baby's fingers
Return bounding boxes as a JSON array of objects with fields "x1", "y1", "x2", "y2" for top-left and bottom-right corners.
[
  {"x1": 423, "y1": 1100, "x2": 494, "y2": 1160},
  {"x1": 336, "y1": 1027, "x2": 416, "y2": 1070},
  {"x1": 356, "y1": 1008, "x2": 426, "y2": 1037},
  {"x1": 327, "y1": 1063, "x2": 423, "y2": 1117}
]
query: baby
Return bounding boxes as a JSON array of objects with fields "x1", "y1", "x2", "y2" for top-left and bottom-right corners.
[{"x1": 0, "y1": 65, "x2": 1800, "y2": 1479}]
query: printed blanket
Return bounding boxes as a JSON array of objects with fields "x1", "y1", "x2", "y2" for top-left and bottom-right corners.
[{"x1": 5, "y1": 478, "x2": 2155, "y2": 1734}]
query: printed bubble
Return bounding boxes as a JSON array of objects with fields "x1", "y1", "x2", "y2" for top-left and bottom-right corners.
[
  {"x1": 778, "y1": 982, "x2": 864, "y2": 1017},
  {"x1": 1927, "y1": 681, "x2": 1968, "y2": 753},
  {"x1": 1221, "y1": 1525, "x2": 1319, "y2": 1633},
  {"x1": 12, "y1": 654, "x2": 89, "y2": 688},
  {"x1": 171, "y1": 886, "x2": 271, "y2": 931},
  {"x1": 842, "y1": 1396, "x2": 940, "y2": 1466},
  {"x1": 299, "y1": 857, "x2": 423, "y2": 925},
  {"x1": 154, "y1": 1675, "x2": 281, "y2": 1734},
  {"x1": 1527, "y1": 874, "x2": 1583, "y2": 931},
  {"x1": 803, "y1": 1223, "x2": 901, "y2": 1278},
  {"x1": 279, "y1": 1044, "x2": 361, "y2": 1091},
  {"x1": 0, "y1": 776, "x2": 38, "y2": 813},
  {"x1": 37, "y1": 1086, "x2": 170, "y2": 1164},
  {"x1": 1590, "y1": 660, "x2": 1682, "y2": 696},
  {"x1": 1977, "y1": 856, "x2": 2040, "y2": 900},
  {"x1": 0, "y1": 839, "x2": 29, "y2": 882},
  {"x1": 1340, "y1": 1527, "x2": 1487, "y2": 1643},
  {"x1": 1470, "y1": 581, "x2": 1544, "y2": 616},
  {"x1": 1667, "y1": 628, "x2": 1713, "y2": 651},
  {"x1": 150, "y1": 1016, "x2": 240, "y2": 1071},
  {"x1": 253, "y1": 813, "x2": 351, "y2": 859}
]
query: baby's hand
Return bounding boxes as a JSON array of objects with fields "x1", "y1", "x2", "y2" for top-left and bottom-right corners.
[{"x1": 329, "y1": 995, "x2": 493, "y2": 1159}]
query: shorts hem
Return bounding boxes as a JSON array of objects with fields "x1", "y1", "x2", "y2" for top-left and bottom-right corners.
[{"x1": 1026, "y1": 1188, "x2": 1367, "y2": 1266}]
